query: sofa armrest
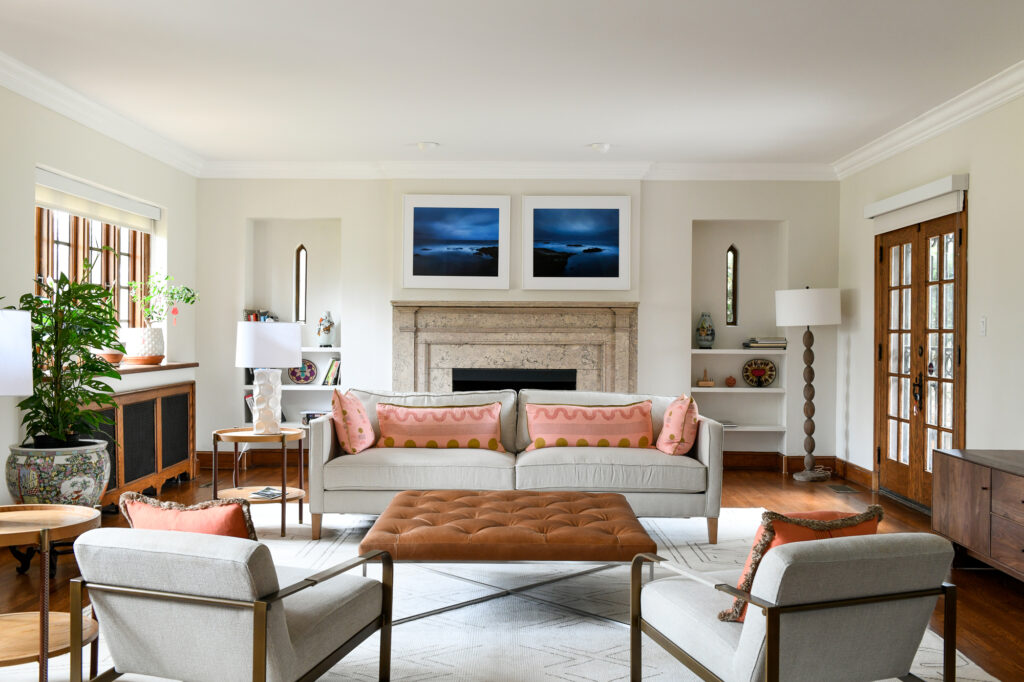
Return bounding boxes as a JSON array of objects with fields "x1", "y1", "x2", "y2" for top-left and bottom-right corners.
[
  {"x1": 694, "y1": 416, "x2": 724, "y2": 518},
  {"x1": 307, "y1": 415, "x2": 338, "y2": 514}
]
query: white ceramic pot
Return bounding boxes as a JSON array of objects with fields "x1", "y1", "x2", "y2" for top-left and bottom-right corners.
[{"x1": 121, "y1": 326, "x2": 165, "y2": 365}]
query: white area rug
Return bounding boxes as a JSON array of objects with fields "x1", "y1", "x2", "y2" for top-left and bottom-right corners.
[{"x1": 7, "y1": 506, "x2": 996, "y2": 681}]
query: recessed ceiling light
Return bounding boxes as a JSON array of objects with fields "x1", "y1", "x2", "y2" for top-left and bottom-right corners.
[
  {"x1": 587, "y1": 142, "x2": 612, "y2": 154},
  {"x1": 416, "y1": 141, "x2": 441, "y2": 151}
]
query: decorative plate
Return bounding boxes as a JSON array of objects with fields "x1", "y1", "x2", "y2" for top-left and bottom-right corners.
[
  {"x1": 288, "y1": 359, "x2": 318, "y2": 385},
  {"x1": 742, "y1": 359, "x2": 777, "y2": 387}
]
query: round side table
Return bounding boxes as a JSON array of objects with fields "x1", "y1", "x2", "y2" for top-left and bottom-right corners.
[
  {"x1": 0, "y1": 504, "x2": 102, "y2": 682},
  {"x1": 212, "y1": 427, "x2": 305, "y2": 537}
]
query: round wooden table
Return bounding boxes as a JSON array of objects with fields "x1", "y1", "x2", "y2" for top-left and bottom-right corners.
[
  {"x1": 0, "y1": 504, "x2": 102, "y2": 682},
  {"x1": 212, "y1": 427, "x2": 305, "y2": 536}
]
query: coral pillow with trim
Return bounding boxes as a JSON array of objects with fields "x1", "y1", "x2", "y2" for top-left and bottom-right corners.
[
  {"x1": 332, "y1": 390, "x2": 375, "y2": 454},
  {"x1": 718, "y1": 505, "x2": 884, "y2": 622},
  {"x1": 525, "y1": 401, "x2": 654, "y2": 451},
  {"x1": 119, "y1": 492, "x2": 256, "y2": 540},
  {"x1": 656, "y1": 394, "x2": 700, "y2": 455},
  {"x1": 376, "y1": 402, "x2": 505, "y2": 451}
]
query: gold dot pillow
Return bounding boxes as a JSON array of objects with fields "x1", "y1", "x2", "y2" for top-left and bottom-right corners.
[
  {"x1": 656, "y1": 394, "x2": 700, "y2": 455},
  {"x1": 331, "y1": 390, "x2": 375, "y2": 454},
  {"x1": 375, "y1": 402, "x2": 505, "y2": 451},
  {"x1": 524, "y1": 401, "x2": 654, "y2": 451}
]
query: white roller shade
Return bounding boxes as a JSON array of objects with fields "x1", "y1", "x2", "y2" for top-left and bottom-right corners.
[
  {"x1": 34, "y1": 167, "x2": 161, "y2": 233},
  {"x1": 865, "y1": 174, "x2": 968, "y2": 234}
]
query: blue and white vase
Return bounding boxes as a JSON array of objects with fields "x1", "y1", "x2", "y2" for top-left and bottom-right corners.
[
  {"x1": 696, "y1": 312, "x2": 716, "y2": 349},
  {"x1": 5, "y1": 439, "x2": 111, "y2": 507}
]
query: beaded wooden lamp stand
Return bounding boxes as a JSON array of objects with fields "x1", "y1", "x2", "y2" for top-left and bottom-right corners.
[{"x1": 794, "y1": 327, "x2": 830, "y2": 482}]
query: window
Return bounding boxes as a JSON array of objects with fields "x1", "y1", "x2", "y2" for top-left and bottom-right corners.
[
  {"x1": 726, "y1": 245, "x2": 738, "y2": 325},
  {"x1": 294, "y1": 244, "x2": 308, "y2": 323},
  {"x1": 35, "y1": 206, "x2": 150, "y2": 326}
]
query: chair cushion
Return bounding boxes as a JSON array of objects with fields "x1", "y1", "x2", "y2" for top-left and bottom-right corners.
[
  {"x1": 119, "y1": 492, "x2": 256, "y2": 540},
  {"x1": 523, "y1": 401, "x2": 654, "y2": 451},
  {"x1": 332, "y1": 389, "x2": 375, "y2": 454},
  {"x1": 376, "y1": 401, "x2": 505, "y2": 451},
  {"x1": 720, "y1": 505, "x2": 883, "y2": 622},
  {"x1": 514, "y1": 446, "x2": 707, "y2": 493},
  {"x1": 641, "y1": 570, "x2": 743, "y2": 678},
  {"x1": 655, "y1": 394, "x2": 700, "y2": 456},
  {"x1": 322, "y1": 447, "x2": 516, "y2": 491}
]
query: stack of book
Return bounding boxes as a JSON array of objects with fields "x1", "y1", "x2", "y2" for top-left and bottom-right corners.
[
  {"x1": 742, "y1": 336, "x2": 788, "y2": 349},
  {"x1": 321, "y1": 358, "x2": 341, "y2": 385}
]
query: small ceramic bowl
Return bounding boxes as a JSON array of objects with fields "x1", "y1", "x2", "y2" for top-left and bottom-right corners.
[{"x1": 95, "y1": 350, "x2": 124, "y2": 365}]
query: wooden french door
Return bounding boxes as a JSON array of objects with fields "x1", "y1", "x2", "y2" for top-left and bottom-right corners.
[{"x1": 874, "y1": 210, "x2": 967, "y2": 508}]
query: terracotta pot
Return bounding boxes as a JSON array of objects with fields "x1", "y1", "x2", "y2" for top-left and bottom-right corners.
[
  {"x1": 6, "y1": 439, "x2": 110, "y2": 507},
  {"x1": 120, "y1": 326, "x2": 165, "y2": 365}
]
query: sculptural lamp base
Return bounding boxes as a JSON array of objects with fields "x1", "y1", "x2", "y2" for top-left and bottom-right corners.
[
  {"x1": 252, "y1": 368, "x2": 283, "y2": 435},
  {"x1": 793, "y1": 468, "x2": 831, "y2": 482}
]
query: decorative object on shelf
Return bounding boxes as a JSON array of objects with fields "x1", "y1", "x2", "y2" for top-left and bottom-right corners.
[
  {"x1": 522, "y1": 195, "x2": 631, "y2": 290},
  {"x1": 696, "y1": 369, "x2": 715, "y2": 387},
  {"x1": 235, "y1": 321, "x2": 301, "y2": 435},
  {"x1": 123, "y1": 273, "x2": 199, "y2": 365},
  {"x1": 316, "y1": 310, "x2": 336, "y2": 347},
  {"x1": 404, "y1": 194, "x2": 511, "y2": 289},
  {"x1": 742, "y1": 359, "x2": 777, "y2": 387},
  {"x1": 725, "y1": 375, "x2": 737, "y2": 388},
  {"x1": 695, "y1": 312, "x2": 716, "y2": 349},
  {"x1": 776, "y1": 287, "x2": 841, "y2": 482},
  {"x1": 7, "y1": 262, "x2": 119, "y2": 505},
  {"x1": 321, "y1": 358, "x2": 341, "y2": 385},
  {"x1": 288, "y1": 359, "x2": 318, "y2": 385}
]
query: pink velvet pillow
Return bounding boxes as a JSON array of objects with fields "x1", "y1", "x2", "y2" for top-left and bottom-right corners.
[
  {"x1": 656, "y1": 394, "x2": 700, "y2": 455},
  {"x1": 525, "y1": 401, "x2": 654, "y2": 451},
  {"x1": 376, "y1": 402, "x2": 505, "y2": 451},
  {"x1": 332, "y1": 390, "x2": 376, "y2": 454},
  {"x1": 119, "y1": 492, "x2": 256, "y2": 540}
]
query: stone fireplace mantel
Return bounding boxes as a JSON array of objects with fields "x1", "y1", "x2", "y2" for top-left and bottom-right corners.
[{"x1": 392, "y1": 301, "x2": 638, "y2": 393}]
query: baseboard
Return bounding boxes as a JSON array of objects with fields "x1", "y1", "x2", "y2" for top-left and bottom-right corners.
[
  {"x1": 723, "y1": 451, "x2": 782, "y2": 470},
  {"x1": 196, "y1": 450, "x2": 305, "y2": 470},
  {"x1": 839, "y1": 460, "x2": 875, "y2": 489}
]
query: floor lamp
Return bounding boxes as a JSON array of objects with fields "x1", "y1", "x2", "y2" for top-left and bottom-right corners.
[
  {"x1": 235, "y1": 321, "x2": 302, "y2": 435},
  {"x1": 775, "y1": 288, "x2": 841, "y2": 482}
]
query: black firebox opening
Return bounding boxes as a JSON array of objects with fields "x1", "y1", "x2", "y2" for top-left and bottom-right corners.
[{"x1": 452, "y1": 368, "x2": 577, "y2": 392}]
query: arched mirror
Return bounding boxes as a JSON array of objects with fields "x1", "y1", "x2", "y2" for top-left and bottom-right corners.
[
  {"x1": 726, "y1": 245, "x2": 738, "y2": 325},
  {"x1": 294, "y1": 244, "x2": 308, "y2": 323}
]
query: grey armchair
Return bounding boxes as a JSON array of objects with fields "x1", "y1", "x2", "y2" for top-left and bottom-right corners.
[
  {"x1": 71, "y1": 528, "x2": 392, "y2": 682},
  {"x1": 631, "y1": 533, "x2": 956, "y2": 682}
]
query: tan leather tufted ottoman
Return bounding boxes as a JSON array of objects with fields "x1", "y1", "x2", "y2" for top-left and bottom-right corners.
[{"x1": 358, "y1": 490, "x2": 656, "y2": 562}]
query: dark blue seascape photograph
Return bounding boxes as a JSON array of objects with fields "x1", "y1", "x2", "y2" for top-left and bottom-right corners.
[
  {"x1": 412, "y1": 206, "x2": 501, "y2": 277},
  {"x1": 533, "y1": 208, "x2": 620, "y2": 277}
]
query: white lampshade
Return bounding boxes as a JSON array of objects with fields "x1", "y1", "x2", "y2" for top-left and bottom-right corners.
[
  {"x1": 235, "y1": 322, "x2": 302, "y2": 368},
  {"x1": 0, "y1": 309, "x2": 33, "y2": 396},
  {"x1": 775, "y1": 288, "x2": 841, "y2": 327}
]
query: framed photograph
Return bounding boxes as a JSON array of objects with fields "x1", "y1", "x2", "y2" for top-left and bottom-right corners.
[
  {"x1": 522, "y1": 195, "x2": 631, "y2": 290},
  {"x1": 403, "y1": 195, "x2": 511, "y2": 289}
]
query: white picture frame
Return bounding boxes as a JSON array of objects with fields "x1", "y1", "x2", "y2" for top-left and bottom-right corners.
[
  {"x1": 522, "y1": 195, "x2": 631, "y2": 290},
  {"x1": 403, "y1": 194, "x2": 511, "y2": 289}
]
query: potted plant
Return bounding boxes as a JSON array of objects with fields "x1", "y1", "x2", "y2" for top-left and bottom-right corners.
[
  {"x1": 5, "y1": 262, "x2": 123, "y2": 507},
  {"x1": 121, "y1": 273, "x2": 199, "y2": 365}
]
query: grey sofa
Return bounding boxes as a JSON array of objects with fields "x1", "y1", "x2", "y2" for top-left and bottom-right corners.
[{"x1": 308, "y1": 388, "x2": 724, "y2": 542}]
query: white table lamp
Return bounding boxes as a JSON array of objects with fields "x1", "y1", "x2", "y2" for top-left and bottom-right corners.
[
  {"x1": 775, "y1": 287, "x2": 841, "y2": 482},
  {"x1": 0, "y1": 309, "x2": 33, "y2": 397},
  {"x1": 235, "y1": 321, "x2": 301, "y2": 435}
]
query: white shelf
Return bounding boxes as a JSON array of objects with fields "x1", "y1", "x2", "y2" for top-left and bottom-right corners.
[
  {"x1": 300, "y1": 346, "x2": 341, "y2": 352},
  {"x1": 722, "y1": 424, "x2": 787, "y2": 432},
  {"x1": 691, "y1": 387, "x2": 785, "y2": 394},
  {"x1": 243, "y1": 385, "x2": 337, "y2": 391},
  {"x1": 691, "y1": 348, "x2": 787, "y2": 356}
]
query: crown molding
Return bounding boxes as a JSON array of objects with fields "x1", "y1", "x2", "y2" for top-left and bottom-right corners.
[
  {"x1": 646, "y1": 162, "x2": 837, "y2": 181},
  {"x1": 0, "y1": 51, "x2": 205, "y2": 176},
  {"x1": 833, "y1": 59, "x2": 1024, "y2": 179}
]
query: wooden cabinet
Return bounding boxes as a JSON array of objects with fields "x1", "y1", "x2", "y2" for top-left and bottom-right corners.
[{"x1": 932, "y1": 449, "x2": 1024, "y2": 581}]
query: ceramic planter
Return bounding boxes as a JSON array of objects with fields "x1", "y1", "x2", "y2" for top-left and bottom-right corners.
[
  {"x1": 696, "y1": 312, "x2": 716, "y2": 349},
  {"x1": 121, "y1": 326, "x2": 165, "y2": 365},
  {"x1": 6, "y1": 439, "x2": 111, "y2": 507}
]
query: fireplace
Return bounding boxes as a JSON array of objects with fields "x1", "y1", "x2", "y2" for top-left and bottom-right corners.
[{"x1": 452, "y1": 368, "x2": 577, "y2": 392}]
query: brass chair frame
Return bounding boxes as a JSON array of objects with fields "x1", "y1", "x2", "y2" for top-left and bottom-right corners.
[
  {"x1": 69, "y1": 550, "x2": 393, "y2": 682},
  {"x1": 629, "y1": 553, "x2": 956, "y2": 682}
]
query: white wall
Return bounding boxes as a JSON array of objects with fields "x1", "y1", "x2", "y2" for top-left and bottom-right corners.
[
  {"x1": 0, "y1": 85, "x2": 197, "y2": 504},
  {"x1": 837, "y1": 95, "x2": 1024, "y2": 469}
]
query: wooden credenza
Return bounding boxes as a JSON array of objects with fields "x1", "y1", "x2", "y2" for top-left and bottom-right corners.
[{"x1": 932, "y1": 449, "x2": 1024, "y2": 581}]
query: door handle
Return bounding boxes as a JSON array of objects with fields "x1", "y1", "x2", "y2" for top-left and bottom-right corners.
[{"x1": 912, "y1": 372, "x2": 923, "y2": 412}]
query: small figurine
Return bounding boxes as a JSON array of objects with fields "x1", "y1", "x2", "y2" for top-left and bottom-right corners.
[
  {"x1": 316, "y1": 311, "x2": 336, "y2": 347},
  {"x1": 696, "y1": 368, "x2": 715, "y2": 387},
  {"x1": 696, "y1": 312, "x2": 716, "y2": 349},
  {"x1": 725, "y1": 375, "x2": 737, "y2": 387}
]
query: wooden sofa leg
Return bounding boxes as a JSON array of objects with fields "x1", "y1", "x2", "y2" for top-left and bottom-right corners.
[
  {"x1": 707, "y1": 518, "x2": 718, "y2": 545},
  {"x1": 312, "y1": 514, "x2": 322, "y2": 540}
]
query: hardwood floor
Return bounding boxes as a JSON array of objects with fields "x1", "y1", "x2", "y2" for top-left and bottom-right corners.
[{"x1": 2, "y1": 468, "x2": 1021, "y2": 680}]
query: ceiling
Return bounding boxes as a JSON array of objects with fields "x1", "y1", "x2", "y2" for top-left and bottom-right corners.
[{"x1": 1, "y1": 0, "x2": 1023, "y2": 176}]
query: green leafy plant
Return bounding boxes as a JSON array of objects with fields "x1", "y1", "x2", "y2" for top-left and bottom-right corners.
[
  {"x1": 129, "y1": 273, "x2": 199, "y2": 326},
  {"x1": 18, "y1": 258, "x2": 123, "y2": 447}
]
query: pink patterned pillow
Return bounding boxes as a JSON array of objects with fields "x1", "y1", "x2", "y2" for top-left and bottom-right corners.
[
  {"x1": 525, "y1": 401, "x2": 654, "y2": 451},
  {"x1": 376, "y1": 402, "x2": 505, "y2": 451},
  {"x1": 331, "y1": 390, "x2": 375, "y2": 454},
  {"x1": 656, "y1": 394, "x2": 700, "y2": 455}
]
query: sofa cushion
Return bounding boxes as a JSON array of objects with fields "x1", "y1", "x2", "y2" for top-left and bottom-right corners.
[
  {"x1": 322, "y1": 447, "x2": 516, "y2": 491},
  {"x1": 349, "y1": 388, "x2": 518, "y2": 452},
  {"x1": 514, "y1": 446, "x2": 707, "y2": 493},
  {"x1": 376, "y1": 401, "x2": 505, "y2": 451},
  {"x1": 656, "y1": 394, "x2": 700, "y2": 456},
  {"x1": 331, "y1": 389, "x2": 375, "y2": 454},
  {"x1": 516, "y1": 389, "x2": 676, "y2": 452},
  {"x1": 524, "y1": 400, "x2": 654, "y2": 451}
]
